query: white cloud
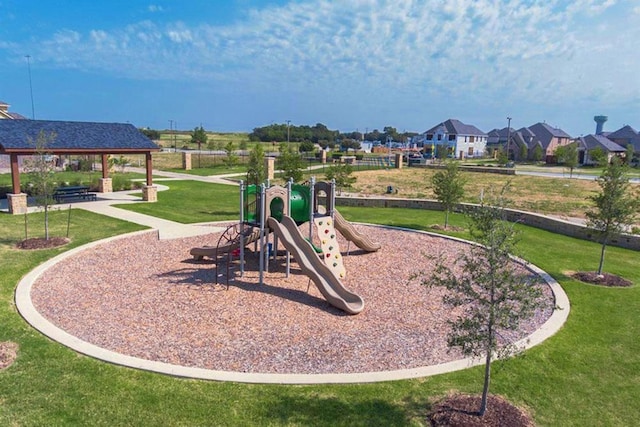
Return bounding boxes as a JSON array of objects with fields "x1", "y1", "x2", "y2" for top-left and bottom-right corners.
[
  {"x1": 6, "y1": 0, "x2": 640, "y2": 109},
  {"x1": 148, "y1": 4, "x2": 164, "y2": 13}
]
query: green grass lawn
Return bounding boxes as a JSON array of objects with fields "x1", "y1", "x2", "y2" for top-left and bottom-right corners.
[
  {"x1": 1, "y1": 182, "x2": 639, "y2": 425},
  {"x1": 114, "y1": 180, "x2": 240, "y2": 223}
]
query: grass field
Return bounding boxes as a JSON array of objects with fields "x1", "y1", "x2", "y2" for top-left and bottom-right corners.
[
  {"x1": 1, "y1": 179, "x2": 639, "y2": 425},
  {"x1": 351, "y1": 168, "x2": 609, "y2": 220}
]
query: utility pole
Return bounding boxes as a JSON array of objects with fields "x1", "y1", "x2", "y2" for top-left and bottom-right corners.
[
  {"x1": 286, "y1": 120, "x2": 291, "y2": 144},
  {"x1": 506, "y1": 116, "x2": 512, "y2": 161},
  {"x1": 25, "y1": 55, "x2": 35, "y2": 119}
]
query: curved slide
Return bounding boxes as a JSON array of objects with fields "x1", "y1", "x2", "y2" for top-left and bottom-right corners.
[
  {"x1": 333, "y1": 209, "x2": 381, "y2": 252},
  {"x1": 267, "y1": 215, "x2": 364, "y2": 315}
]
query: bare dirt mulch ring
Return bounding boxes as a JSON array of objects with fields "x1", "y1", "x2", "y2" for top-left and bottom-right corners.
[
  {"x1": 572, "y1": 271, "x2": 633, "y2": 287},
  {"x1": 0, "y1": 341, "x2": 18, "y2": 370},
  {"x1": 428, "y1": 394, "x2": 534, "y2": 427},
  {"x1": 16, "y1": 237, "x2": 70, "y2": 250}
]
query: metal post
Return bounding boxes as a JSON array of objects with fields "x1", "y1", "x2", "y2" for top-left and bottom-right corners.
[
  {"x1": 309, "y1": 176, "x2": 315, "y2": 242},
  {"x1": 286, "y1": 179, "x2": 292, "y2": 277},
  {"x1": 330, "y1": 178, "x2": 336, "y2": 219},
  {"x1": 239, "y1": 180, "x2": 245, "y2": 276},
  {"x1": 259, "y1": 184, "x2": 266, "y2": 285}
]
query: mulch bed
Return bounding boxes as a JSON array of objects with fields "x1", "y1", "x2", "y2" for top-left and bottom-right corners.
[
  {"x1": 572, "y1": 271, "x2": 633, "y2": 287},
  {"x1": 428, "y1": 394, "x2": 534, "y2": 427},
  {"x1": 16, "y1": 237, "x2": 70, "y2": 250},
  {"x1": 0, "y1": 341, "x2": 18, "y2": 370}
]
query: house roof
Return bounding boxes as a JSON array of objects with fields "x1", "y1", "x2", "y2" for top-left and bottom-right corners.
[
  {"x1": 607, "y1": 125, "x2": 638, "y2": 140},
  {"x1": 491, "y1": 127, "x2": 515, "y2": 138},
  {"x1": 577, "y1": 134, "x2": 626, "y2": 153},
  {"x1": 424, "y1": 119, "x2": 486, "y2": 136},
  {"x1": 517, "y1": 127, "x2": 535, "y2": 137},
  {"x1": 0, "y1": 119, "x2": 159, "y2": 154},
  {"x1": 526, "y1": 122, "x2": 572, "y2": 148}
]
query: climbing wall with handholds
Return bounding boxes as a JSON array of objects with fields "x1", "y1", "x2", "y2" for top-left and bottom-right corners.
[{"x1": 314, "y1": 216, "x2": 347, "y2": 280}]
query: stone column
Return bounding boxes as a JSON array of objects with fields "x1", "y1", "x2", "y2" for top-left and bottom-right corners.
[
  {"x1": 182, "y1": 152, "x2": 192, "y2": 170},
  {"x1": 99, "y1": 178, "x2": 113, "y2": 193},
  {"x1": 321, "y1": 150, "x2": 327, "y2": 164},
  {"x1": 265, "y1": 156, "x2": 275, "y2": 180},
  {"x1": 395, "y1": 153, "x2": 403, "y2": 169},
  {"x1": 142, "y1": 185, "x2": 158, "y2": 202},
  {"x1": 8, "y1": 193, "x2": 28, "y2": 215}
]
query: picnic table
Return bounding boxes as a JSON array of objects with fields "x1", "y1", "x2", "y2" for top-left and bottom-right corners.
[{"x1": 53, "y1": 186, "x2": 97, "y2": 203}]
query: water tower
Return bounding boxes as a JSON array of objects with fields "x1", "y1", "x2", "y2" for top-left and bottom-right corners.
[{"x1": 594, "y1": 115, "x2": 608, "y2": 135}]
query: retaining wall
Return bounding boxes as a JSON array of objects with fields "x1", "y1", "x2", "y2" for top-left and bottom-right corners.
[{"x1": 335, "y1": 196, "x2": 640, "y2": 251}]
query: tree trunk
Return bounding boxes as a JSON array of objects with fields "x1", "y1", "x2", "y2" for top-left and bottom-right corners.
[
  {"x1": 479, "y1": 343, "x2": 492, "y2": 416},
  {"x1": 44, "y1": 204, "x2": 50, "y2": 240},
  {"x1": 597, "y1": 242, "x2": 606, "y2": 275},
  {"x1": 444, "y1": 210, "x2": 449, "y2": 229}
]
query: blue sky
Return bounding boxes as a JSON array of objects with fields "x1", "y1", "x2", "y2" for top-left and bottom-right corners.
[{"x1": 1, "y1": 0, "x2": 638, "y2": 136}]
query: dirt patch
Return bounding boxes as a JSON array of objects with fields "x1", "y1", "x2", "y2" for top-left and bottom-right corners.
[
  {"x1": 572, "y1": 271, "x2": 633, "y2": 287},
  {"x1": 16, "y1": 237, "x2": 70, "y2": 250},
  {"x1": 0, "y1": 341, "x2": 18, "y2": 370},
  {"x1": 427, "y1": 394, "x2": 534, "y2": 427}
]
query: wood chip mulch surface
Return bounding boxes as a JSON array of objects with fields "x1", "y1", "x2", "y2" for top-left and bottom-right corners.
[{"x1": 30, "y1": 224, "x2": 554, "y2": 375}]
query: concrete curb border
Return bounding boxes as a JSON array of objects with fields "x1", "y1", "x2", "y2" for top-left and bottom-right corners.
[{"x1": 15, "y1": 225, "x2": 570, "y2": 384}]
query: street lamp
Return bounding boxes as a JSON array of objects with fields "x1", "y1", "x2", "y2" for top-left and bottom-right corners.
[
  {"x1": 506, "y1": 116, "x2": 512, "y2": 161},
  {"x1": 25, "y1": 55, "x2": 35, "y2": 119}
]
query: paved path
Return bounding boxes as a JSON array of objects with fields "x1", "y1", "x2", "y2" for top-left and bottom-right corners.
[{"x1": 0, "y1": 184, "x2": 225, "y2": 240}]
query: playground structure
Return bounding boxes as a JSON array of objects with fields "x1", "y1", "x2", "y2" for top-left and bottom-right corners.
[{"x1": 189, "y1": 178, "x2": 381, "y2": 314}]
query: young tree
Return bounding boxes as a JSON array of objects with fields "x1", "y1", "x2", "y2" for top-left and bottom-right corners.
[
  {"x1": 586, "y1": 157, "x2": 639, "y2": 274},
  {"x1": 298, "y1": 140, "x2": 315, "y2": 153},
  {"x1": 246, "y1": 143, "x2": 266, "y2": 185},
  {"x1": 276, "y1": 144, "x2": 305, "y2": 182},
  {"x1": 531, "y1": 145, "x2": 544, "y2": 162},
  {"x1": 190, "y1": 126, "x2": 208, "y2": 149},
  {"x1": 555, "y1": 143, "x2": 579, "y2": 178},
  {"x1": 518, "y1": 144, "x2": 528, "y2": 162},
  {"x1": 222, "y1": 141, "x2": 238, "y2": 168},
  {"x1": 430, "y1": 161, "x2": 466, "y2": 229},
  {"x1": 624, "y1": 144, "x2": 635, "y2": 166},
  {"x1": 109, "y1": 155, "x2": 129, "y2": 173},
  {"x1": 325, "y1": 162, "x2": 356, "y2": 194},
  {"x1": 24, "y1": 131, "x2": 57, "y2": 240},
  {"x1": 589, "y1": 147, "x2": 607, "y2": 166},
  {"x1": 425, "y1": 186, "x2": 546, "y2": 416},
  {"x1": 496, "y1": 149, "x2": 508, "y2": 166}
]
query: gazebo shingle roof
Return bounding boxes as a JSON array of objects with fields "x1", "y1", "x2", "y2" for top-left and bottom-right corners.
[{"x1": 0, "y1": 119, "x2": 159, "y2": 154}]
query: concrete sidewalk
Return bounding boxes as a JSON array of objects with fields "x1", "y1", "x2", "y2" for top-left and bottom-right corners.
[{"x1": 0, "y1": 184, "x2": 224, "y2": 240}]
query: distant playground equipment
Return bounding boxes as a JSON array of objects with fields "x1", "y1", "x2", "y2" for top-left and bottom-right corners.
[{"x1": 189, "y1": 178, "x2": 381, "y2": 314}]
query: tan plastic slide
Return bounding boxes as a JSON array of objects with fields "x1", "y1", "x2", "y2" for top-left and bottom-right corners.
[
  {"x1": 267, "y1": 215, "x2": 364, "y2": 314},
  {"x1": 333, "y1": 209, "x2": 381, "y2": 252}
]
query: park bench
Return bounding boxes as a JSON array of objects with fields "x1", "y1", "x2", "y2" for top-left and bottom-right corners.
[{"x1": 53, "y1": 186, "x2": 97, "y2": 203}]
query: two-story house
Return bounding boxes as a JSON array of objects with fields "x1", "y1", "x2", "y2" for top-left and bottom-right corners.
[
  {"x1": 606, "y1": 125, "x2": 640, "y2": 156},
  {"x1": 422, "y1": 119, "x2": 487, "y2": 159},
  {"x1": 0, "y1": 101, "x2": 26, "y2": 120},
  {"x1": 526, "y1": 122, "x2": 572, "y2": 163}
]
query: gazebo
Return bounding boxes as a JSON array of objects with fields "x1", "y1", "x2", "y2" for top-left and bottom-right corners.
[{"x1": 0, "y1": 119, "x2": 160, "y2": 214}]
